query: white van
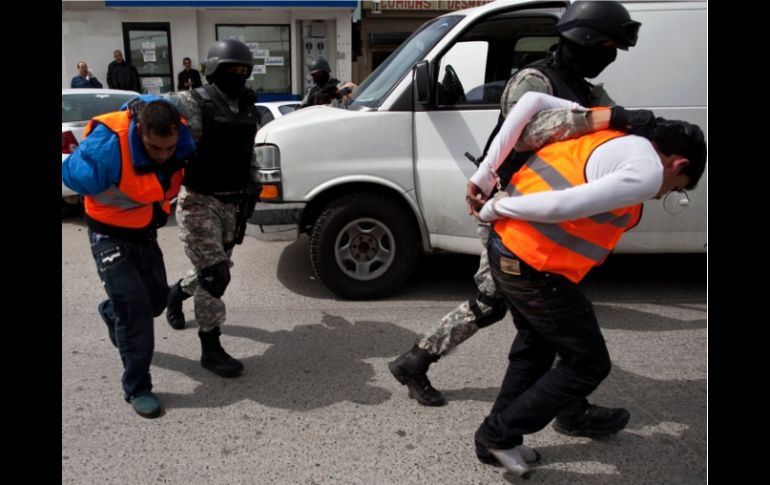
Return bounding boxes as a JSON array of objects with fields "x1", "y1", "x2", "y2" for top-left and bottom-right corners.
[{"x1": 251, "y1": 0, "x2": 707, "y2": 299}]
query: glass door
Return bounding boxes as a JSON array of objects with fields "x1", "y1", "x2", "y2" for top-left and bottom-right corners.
[{"x1": 123, "y1": 23, "x2": 174, "y2": 94}]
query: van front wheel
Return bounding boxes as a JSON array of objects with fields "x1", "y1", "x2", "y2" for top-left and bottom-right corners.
[{"x1": 310, "y1": 193, "x2": 419, "y2": 299}]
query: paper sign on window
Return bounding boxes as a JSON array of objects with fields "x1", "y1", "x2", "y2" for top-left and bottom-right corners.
[
  {"x1": 142, "y1": 77, "x2": 163, "y2": 87},
  {"x1": 266, "y1": 56, "x2": 284, "y2": 66}
]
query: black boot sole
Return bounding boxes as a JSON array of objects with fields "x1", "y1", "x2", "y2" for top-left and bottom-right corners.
[{"x1": 388, "y1": 360, "x2": 447, "y2": 407}]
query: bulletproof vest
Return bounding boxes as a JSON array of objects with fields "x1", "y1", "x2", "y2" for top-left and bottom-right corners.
[
  {"x1": 526, "y1": 56, "x2": 595, "y2": 107},
  {"x1": 183, "y1": 85, "x2": 258, "y2": 193},
  {"x1": 308, "y1": 78, "x2": 341, "y2": 106}
]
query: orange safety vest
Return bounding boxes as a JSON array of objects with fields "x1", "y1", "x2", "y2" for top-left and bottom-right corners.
[
  {"x1": 83, "y1": 111, "x2": 184, "y2": 229},
  {"x1": 493, "y1": 130, "x2": 642, "y2": 283}
]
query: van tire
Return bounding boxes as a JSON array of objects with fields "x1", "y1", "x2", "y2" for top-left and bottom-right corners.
[{"x1": 310, "y1": 193, "x2": 419, "y2": 299}]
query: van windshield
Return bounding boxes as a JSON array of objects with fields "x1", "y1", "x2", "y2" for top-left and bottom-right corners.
[{"x1": 349, "y1": 15, "x2": 462, "y2": 109}]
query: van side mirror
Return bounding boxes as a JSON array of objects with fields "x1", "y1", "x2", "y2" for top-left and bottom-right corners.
[{"x1": 415, "y1": 60, "x2": 432, "y2": 104}]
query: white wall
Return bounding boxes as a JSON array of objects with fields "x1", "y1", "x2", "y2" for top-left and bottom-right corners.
[
  {"x1": 62, "y1": 6, "x2": 198, "y2": 90},
  {"x1": 62, "y1": 4, "x2": 354, "y2": 95}
]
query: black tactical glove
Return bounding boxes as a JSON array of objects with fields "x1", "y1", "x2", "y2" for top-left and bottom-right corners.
[{"x1": 610, "y1": 106, "x2": 657, "y2": 139}]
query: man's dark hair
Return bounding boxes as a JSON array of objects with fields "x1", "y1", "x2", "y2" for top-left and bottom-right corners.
[
  {"x1": 137, "y1": 100, "x2": 181, "y2": 137},
  {"x1": 651, "y1": 119, "x2": 707, "y2": 190},
  {"x1": 183, "y1": 57, "x2": 191, "y2": 63}
]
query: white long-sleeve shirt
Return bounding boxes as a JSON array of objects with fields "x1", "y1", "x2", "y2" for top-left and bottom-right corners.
[
  {"x1": 470, "y1": 92, "x2": 584, "y2": 195},
  {"x1": 471, "y1": 92, "x2": 663, "y2": 223}
]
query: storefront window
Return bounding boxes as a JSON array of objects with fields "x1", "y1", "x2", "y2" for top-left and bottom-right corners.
[{"x1": 217, "y1": 25, "x2": 291, "y2": 96}]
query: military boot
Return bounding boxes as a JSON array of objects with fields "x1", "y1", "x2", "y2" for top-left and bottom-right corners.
[
  {"x1": 166, "y1": 280, "x2": 191, "y2": 330},
  {"x1": 388, "y1": 345, "x2": 446, "y2": 406},
  {"x1": 199, "y1": 327, "x2": 243, "y2": 378}
]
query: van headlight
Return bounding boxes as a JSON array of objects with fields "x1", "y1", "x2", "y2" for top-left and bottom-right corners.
[
  {"x1": 255, "y1": 144, "x2": 280, "y2": 169},
  {"x1": 255, "y1": 144, "x2": 282, "y2": 200}
]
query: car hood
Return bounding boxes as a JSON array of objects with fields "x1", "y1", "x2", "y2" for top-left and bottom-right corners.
[{"x1": 255, "y1": 105, "x2": 354, "y2": 144}]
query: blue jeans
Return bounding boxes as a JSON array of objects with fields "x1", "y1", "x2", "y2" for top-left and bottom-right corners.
[
  {"x1": 89, "y1": 229, "x2": 169, "y2": 400},
  {"x1": 476, "y1": 231, "x2": 611, "y2": 449}
]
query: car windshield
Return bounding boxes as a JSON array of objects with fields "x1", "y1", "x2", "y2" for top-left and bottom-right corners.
[
  {"x1": 349, "y1": 15, "x2": 462, "y2": 109},
  {"x1": 62, "y1": 93, "x2": 137, "y2": 123}
]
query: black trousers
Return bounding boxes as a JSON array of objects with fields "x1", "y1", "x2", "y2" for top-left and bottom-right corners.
[{"x1": 476, "y1": 231, "x2": 611, "y2": 449}]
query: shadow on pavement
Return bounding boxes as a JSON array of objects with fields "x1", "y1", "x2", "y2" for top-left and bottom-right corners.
[
  {"x1": 499, "y1": 366, "x2": 705, "y2": 483},
  {"x1": 150, "y1": 308, "x2": 704, "y2": 483},
  {"x1": 153, "y1": 312, "x2": 418, "y2": 411}
]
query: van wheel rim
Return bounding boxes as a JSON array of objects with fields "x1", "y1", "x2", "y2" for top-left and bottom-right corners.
[{"x1": 334, "y1": 218, "x2": 395, "y2": 281}]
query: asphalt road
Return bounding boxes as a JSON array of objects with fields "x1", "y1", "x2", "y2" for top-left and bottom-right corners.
[{"x1": 62, "y1": 215, "x2": 706, "y2": 484}]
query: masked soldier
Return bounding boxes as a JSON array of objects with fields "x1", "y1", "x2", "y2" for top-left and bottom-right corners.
[
  {"x1": 166, "y1": 38, "x2": 261, "y2": 378},
  {"x1": 389, "y1": 1, "x2": 645, "y2": 440},
  {"x1": 299, "y1": 57, "x2": 356, "y2": 108}
]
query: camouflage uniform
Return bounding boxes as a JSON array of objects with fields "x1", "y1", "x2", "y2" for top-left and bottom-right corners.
[
  {"x1": 175, "y1": 186, "x2": 238, "y2": 331},
  {"x1": 169, "y1": 87, "x2": 259, "y2": 331},
  {"x1": 416, "y1": 73, "x2": 612, "y2": 356}
]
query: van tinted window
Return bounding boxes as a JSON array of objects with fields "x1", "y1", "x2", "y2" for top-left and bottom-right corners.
[{"x1": 434, "y1": 15, "x2": 558, "y2": 108}]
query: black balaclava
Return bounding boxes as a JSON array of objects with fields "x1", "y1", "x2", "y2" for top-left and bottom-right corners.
[
  {"x1": 212, "y1": 69, "x2": 247, "y2": 100},
  {"x1": 558, "y1": 38, "x2": 617, "y2": 79},
  {"x1": 312, "y1": 71, "x2": 330, "y2": 87}
]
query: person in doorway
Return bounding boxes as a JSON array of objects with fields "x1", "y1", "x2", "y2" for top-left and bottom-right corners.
[
  {"x1": 107, "y1": 49, "x2": 141, "y2": 93},
  {"x1": 71, "y1": 61, "x2": 103, "y2": 89},
  {"x1": 389, "y1": 0, "x2": 645, "y2": 439},
  {"x1": 177, "y1": 57, "x2": 203, "y2": 91},
  {"x1": 165, "y1": 39, "x2": 261, "y2": 379},
  {"x1": 62, "y1": 96, "x2": 196, "y2": 419},
  {"x1": 468, "y1": 91, "x2": 706, "y2": 475}
]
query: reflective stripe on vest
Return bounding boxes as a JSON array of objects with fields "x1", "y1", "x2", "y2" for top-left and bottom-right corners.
[
  {"x1": 494, "y1": 129, "x2": 642, "y2": 283},
  {"x1": 83, "y1": 111, "x2": 182, "y2": 228}
]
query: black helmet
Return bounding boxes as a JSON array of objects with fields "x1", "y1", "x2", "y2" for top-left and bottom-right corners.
[
  {"x1": 205, "y1": 39, "x2": 254, "y2": 77},
  {"x1": 309, "y1": 57, "x2": 331, "y2": 75},
  {"x1": 556, "y1": 1, "x2": 641, "y2": 50}
]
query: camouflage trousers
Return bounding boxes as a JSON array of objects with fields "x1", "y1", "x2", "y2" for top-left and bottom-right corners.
[
  {"x1": 175, "y1": 186, "x2": 238, "y2": 332},
  {"x1": 416, "y1": 224, "x2": 506, "y2": 356}
]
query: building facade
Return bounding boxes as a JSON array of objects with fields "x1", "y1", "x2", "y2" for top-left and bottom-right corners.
[
  {"x1": 62, "y1": 0, "x2": 357, "y2": 100},
  {"x1": 352, "y1": 0, "x2": 491, "y2": 83}
]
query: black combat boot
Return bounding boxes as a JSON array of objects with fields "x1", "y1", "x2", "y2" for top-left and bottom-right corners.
[
  {"x1": 553, "y1": 399, "x2": 630, "y2": 438},
  {"x1": 199, "y1": 327, "x2": 244, "y2": 378},
  {"x1": 166, "y1": 280, "x2": 191, "y2": 330},
  {"x1": 388, "y1": 345, "x2": 446, "y2": 406}
]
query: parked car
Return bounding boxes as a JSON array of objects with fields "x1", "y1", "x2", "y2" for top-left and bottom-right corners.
[
  {"x1": 250, "y1": 0, "x2": 707, "y2": 300},
  {"x1": 255, "y1": 101, "x2": 300, "y2": 126},
  {"x1": 62, "y1": 88, "x2": 139, "y2": 214}
]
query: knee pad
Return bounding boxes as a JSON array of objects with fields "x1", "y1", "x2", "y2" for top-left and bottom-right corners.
[{"x1": 198, "y1": 261, "x2": 231, "y2": 298}]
